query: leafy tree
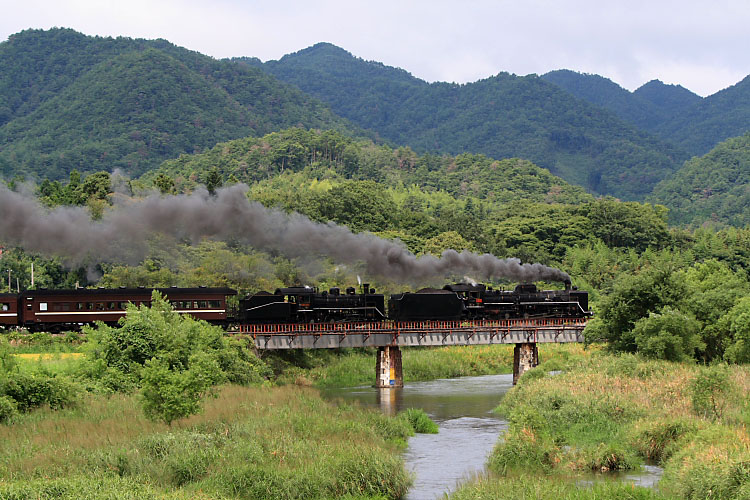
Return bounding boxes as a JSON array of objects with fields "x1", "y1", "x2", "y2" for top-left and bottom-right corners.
[
  {"x1": 204, "y1": 167, "x2": 223, "y2": 195},
  {"x1": 584, "y1": 198, "x2": 670, "y2": 251},
  {"x1": 721, "y1": 297, "x2": 750, "y2": 364},
  {"x1": 594, "y1": 251, "x2": 688, "y2": 353},
  {"x1": 423, "y1": 231, "x2": 475, "y2": 256},
  {"x1": 632, "y1": 307, "x2": 703, "y2": 361},
  {"x1": 154, "y1": 173, "x2": 175, "y2": 194}
]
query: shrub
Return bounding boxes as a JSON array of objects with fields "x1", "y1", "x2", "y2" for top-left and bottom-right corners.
[
  {"x1": 0, "y1": 394, "x2": 18, "y2": 424},
  {"x1": 0, "y1": 372, "x2": 78, "y2": 412},
  {"x1": 629, "y1": 417, "x2": 700, "y2": 462},
  {"x1": 141, "y1": 353, "x2": 225, "y2": 425},
  {"x1": 404, "y1": 408, "x2": 438, "y2": 434},
  {"x1": 690, "y1": 364, "x2": 730, "y2": 420}
]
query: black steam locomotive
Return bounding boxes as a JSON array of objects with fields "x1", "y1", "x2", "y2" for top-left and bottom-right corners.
[
  {"x1": 239, "y1": 284, "x2": 386, "y2": 323},
  {"x1": 238, "y1": 281, "x2": 590, "y2": 323}
]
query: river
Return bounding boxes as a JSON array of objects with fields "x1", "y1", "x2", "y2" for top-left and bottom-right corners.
[
  {"x1": 321, "y1": 373, "x2": 513, "y2": 500},
  {"x1": 321, "y1": 372, "x2": 662, "y2": 499}
]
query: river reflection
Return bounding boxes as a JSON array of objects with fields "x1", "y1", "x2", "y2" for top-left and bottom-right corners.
[{"x1": 321, "y1": 374, "x2": 513, "y2": 499}]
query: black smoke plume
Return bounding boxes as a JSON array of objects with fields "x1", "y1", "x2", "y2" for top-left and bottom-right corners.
[{"x1": 0, "y1": 184, "x2": 570, "y2": 283}]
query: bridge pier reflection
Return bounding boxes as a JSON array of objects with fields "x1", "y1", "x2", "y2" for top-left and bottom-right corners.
[{"x1": 376, "y1": 386, "x2": 403, "y2": 416}]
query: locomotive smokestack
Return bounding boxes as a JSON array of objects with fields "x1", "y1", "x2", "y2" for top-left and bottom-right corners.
[
  {"x1": 0, "y1": 183, "x2": 571, "y2": 284},
  {"x1": 564, "y1": 279, "x2": 572, "y2": 291}
]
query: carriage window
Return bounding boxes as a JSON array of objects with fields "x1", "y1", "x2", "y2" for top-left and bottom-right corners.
[
  {"x1": 198, "y1": 301, "x2": 208, "y2": 309},
  {"x1": 208, "y1": 300, "x2": 221, "y2": 308},
  {"x1": 108, "y1": 302, "x2": 117, "y2": 310},
  {"x1": 119, "y1": 302, "x2": 127, "y2": 310},
  {"x1": 77, "y1": 302, "x2": 84, "y2": 310},
  {"x1": 87, "y1": 303, "x2": 94, "y2": 310},
  {"x1": 1, "y1": 303, "x2": 9, "y2": 311},
  {"x1": 96, "y1": 303, "x2": 105, "y2": 311},
  {"x1": 39, "y1": 302, "x2": 48, "y2": 311}
]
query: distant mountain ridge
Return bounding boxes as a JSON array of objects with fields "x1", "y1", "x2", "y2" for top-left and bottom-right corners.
[
  {"x1": 540, "y1": 69, "x2": 750, "y2": 158},
  {"x1": 540, "y1": 70, "x2": 701, "y2": 132},
  {"x1": 0, "y1": 29, "x2": 351, "y2": 180},
  {"x1": 246, "y1": 43, "x2": 688, "y2": 201},
  {"x1": 649, "y1": 132, "x2": 750, "y2": 227}
]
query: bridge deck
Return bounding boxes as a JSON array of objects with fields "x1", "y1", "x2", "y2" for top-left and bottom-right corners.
[{"x1": 235, "y1": 318, "x2": 587, "y2": 349}]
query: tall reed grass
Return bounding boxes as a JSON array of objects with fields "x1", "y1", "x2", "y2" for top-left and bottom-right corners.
[
  {"x1": 0, "y1": 385, "x2": 413, "y2": 499},
  {"x1": 481, "y1": 352, "x2": 750, "y2": 499}
]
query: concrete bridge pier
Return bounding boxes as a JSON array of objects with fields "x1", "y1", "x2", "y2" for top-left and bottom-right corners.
[
  {"x1": 376, "y1": 346, "x2": 403, "y2": 388},
  {"x1": 513, "y1": 342, "x2": 539, "y2": 385}
]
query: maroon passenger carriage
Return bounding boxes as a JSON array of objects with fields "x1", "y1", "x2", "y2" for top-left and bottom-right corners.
[
  {"x1": 0, "y1": 293, "x2": 19, "y2": 328},
  {"x1": 17, "y1": 287, "x2": 237, "y2": 332}
]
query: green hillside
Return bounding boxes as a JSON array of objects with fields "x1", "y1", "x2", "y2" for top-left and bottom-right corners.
[
  {"x1": 633, "y1": 79, "x2": 703, "y2": 119},
  {"x1": 151, "y1": 127, "x2": 592, "y2": 206},
  {"x1": 655, "y1": 76, "x2": 750, "y2": 156},
  {"x1": 0, "y1": 29, "x2": 350, "y2": 180},
  {"x1": 541, "y1": 70, "x2": 701, "y2": 132},
  {"x1": 248, "y1": 43, "x2": 687, "y2": 200},
  {"x1": 649, "y1": 133, "x2": 750, "y2": 227},
  {"x1": 541, "y1": 70, "x2": 665, "y2": 130}
]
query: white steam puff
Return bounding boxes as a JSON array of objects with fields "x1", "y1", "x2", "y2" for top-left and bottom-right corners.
[{"x1": 0, "y1": 183, "x2": 570, "y2": 283}]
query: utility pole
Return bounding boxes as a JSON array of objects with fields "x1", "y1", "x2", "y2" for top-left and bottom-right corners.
[{"x1": 31, "y1": 262, "x2": 34, "y2": 288}]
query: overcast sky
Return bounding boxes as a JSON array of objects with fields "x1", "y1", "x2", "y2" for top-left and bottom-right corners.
[{"x1": 2, "y1": 0, "x2": 748, "y2": 97}]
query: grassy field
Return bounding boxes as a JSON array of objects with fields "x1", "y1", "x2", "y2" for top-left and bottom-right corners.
[
  {"x1": 0, "y1": 384, "x2": 414, "y2": 499},
  {"x1": 461, "y1": 353, "x2": 750, "y2": 500},
  {"x1": 7, "y1": 337, "x2": 749, "y2": 498}
]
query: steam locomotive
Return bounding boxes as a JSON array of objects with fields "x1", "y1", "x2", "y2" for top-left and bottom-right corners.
[{"x1": 238, "y1": 281, "x2": 590, "y2": 323}]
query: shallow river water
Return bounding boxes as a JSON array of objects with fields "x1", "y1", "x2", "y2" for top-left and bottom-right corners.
[
  {"x1": 321, "y1": 373, "x2": 513, "y2": 500},
  {"x1": 321, "y1": 373, "x2": 662, "y2": 500}
]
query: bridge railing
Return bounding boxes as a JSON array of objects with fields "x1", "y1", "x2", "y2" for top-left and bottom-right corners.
[{"x1": 236, "y1": 317, "x2": 587, "y2": 336}]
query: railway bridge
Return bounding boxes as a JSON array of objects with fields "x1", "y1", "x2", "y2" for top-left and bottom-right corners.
[{"x1": 237, "y1": 317, "x2": 587, "y2": 386}]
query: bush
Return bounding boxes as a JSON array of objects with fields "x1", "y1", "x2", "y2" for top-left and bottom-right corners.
[
  {"x1": 629, "y1": 417, "x2": 700, "y2": 462},
  {"x1": 404, "y1": 408, "x2": 438, "y2": 434},
  {"x1": 0, "y1": 394, "x2": 18, "y2": 424},
  {"x1": 0, "y1": 372, "x2": 78, "y2": 412},
  {"x1": 690, "y1": 364, "x2": 731, "y2": 420}
]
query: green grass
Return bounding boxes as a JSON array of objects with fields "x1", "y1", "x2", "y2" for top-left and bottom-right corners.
[
  {"x1": 474, "y1": 353, "x2": 750, "y2": 499},
  {"x1": 450, "y1": 475, "x2": 668, "y2": 500},
  {"x1": 0, "y1": 385, "x2": 414, "y2": 499}
]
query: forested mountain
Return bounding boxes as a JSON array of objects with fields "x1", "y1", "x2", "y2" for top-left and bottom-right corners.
[
  {"x1": 649, "y1": 133, "x2": 750, "y2": 227},
  {"x1": 633, "y1": 80, "x2": 703, "y2": 119},
  {"x1": 0, "y1": 29, "x2": 350, "y2": 180},
  {"x1": 541, "y1": 70, "x2": 700, "y2": 131},
  {"x1": 654, "y1": 76, "x2": 750, "y2": 156},
  {"x1": 541, "y1": 69, "x2": 750, "y2": 158},
  {"x1": 245, "y1": 43, "x2": 687, "y2": 200}
]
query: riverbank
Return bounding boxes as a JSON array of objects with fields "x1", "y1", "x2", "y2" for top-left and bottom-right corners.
[
  {"x1": 449, "y1": 353, "x2": 750, "y2": 499},
  {"x1": 0, "y1": 384, "x2": 414, "y2": 499}
]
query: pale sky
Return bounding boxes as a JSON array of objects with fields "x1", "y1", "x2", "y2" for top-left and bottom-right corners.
[{"x1": 2, "y1": 0, "x2": 748, "y2": 97}]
